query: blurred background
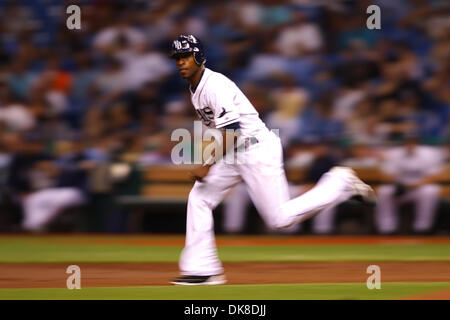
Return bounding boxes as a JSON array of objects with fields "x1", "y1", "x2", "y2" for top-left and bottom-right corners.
[{"x1": 0, "y1": 0, "x2": 448, "y2": 235}]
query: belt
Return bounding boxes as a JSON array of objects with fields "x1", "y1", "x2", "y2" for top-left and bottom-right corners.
[
  {"x1": 234, "y1": 136, "x2": 259, "y2": 152},
  {"x1": 244, "y1": 136, "x2": 259, "y2": 151},
  {"x1": 233, "y1": 129, "x2": 274, "y2": 152},
  {"x1": 246, "y1": 136, "x2": 259, "y2": 146}
]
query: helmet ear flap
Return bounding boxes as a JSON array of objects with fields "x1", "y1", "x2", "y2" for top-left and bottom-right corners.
[{"x1": 193, "y1": 51, "x2": 206, "y2": 66}]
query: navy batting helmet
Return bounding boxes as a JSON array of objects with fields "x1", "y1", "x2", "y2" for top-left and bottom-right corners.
[{"x1": 169, "y1": 34, "x2": 206, "y2": 66}]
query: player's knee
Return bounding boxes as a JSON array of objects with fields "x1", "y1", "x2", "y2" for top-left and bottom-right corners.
[
  {"x1": 270, "y1": 216, "x2": 292, "y2": 230},
  {"x1": 261, "y1": 207, "x2": 295, "y2": 230}
]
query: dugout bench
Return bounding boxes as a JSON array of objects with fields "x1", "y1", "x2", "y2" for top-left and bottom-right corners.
[{"x1": 116, "y1": 164, "x2": 450, "y2": 234}]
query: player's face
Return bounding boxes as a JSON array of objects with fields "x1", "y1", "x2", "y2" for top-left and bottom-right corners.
[{"x1": 174, "y1": 53, "x2": 200, "y2": 79}]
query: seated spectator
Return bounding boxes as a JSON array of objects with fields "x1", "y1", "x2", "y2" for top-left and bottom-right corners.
[
  {"x1": 105, "y1": 101, "x2": 138, "y2": 140},
  {"x1": 232, "y1": 0, "x2": 264, "y2": 33},
  {"x1": 295, "y1": 93, "x2": 344, "y2": 143},
  {"x1": 346, "y1": 98, "x2": 383, "y2": 147},
  {"x1": 6, "y1": 58, "x2": 38, "y2": 102},
  {"x1": 265, "y1": 73, "x2": 309, "y2": 148},
  {"x1": 37, "y1": 55, "x2": 73, "y2": 116},
  {"x1": 275, "y1": 10, "x2": 323, "y2": 57},
  {"x1": 245, "y1": 40, "x2": 289, "y2": 81},
  {"x1": 128, "y1": 80, "x2": 165, "y2": 122},
  {"x1": 67, "y1": 51, "x2": 99, "y2": 120},
  {"x1": 0, "y1": 86, "x2": 35, "y2": 133},
  {"x1": 121, "y1": 43, "x2": 173, "y2": 91},
  {"x1": 374, "y1": 98, "x2": 416, "y2": 143},
  {"x1": 259, "y1": 0, "x2": 292, "y2": 31},
  {"x1": 422, "y1": 66, "x2": 450, "y2": 140},
  {"x1": 332, "y1": 82, "x2": 367, "y2": 123},
  {"x1": 335, "y1": 6, "x2": 380, "y2": 50},
  {"x1": 94, "y1": 57, "x2": 126, "y2": 98},
  {"x1": 92, "y1": 11, "x2": 146, "y2": 62}
]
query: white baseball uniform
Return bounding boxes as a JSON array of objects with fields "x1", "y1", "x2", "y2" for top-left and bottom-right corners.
[
  {"x1": 375, "y1": 145, "x2": 444, "y2": 233},
  {"x1": 180, "y1": 68, "x2": 360, "y2": 276}
]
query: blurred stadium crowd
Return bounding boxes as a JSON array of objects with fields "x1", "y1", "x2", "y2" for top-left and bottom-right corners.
[{"x1": 0, "y1": 0, "x2": 449, "y2": 234}]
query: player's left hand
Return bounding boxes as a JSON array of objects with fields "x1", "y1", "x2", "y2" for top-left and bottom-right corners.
[{"x1": 189, "y1": 165, "x2": 211, "y2": 182}]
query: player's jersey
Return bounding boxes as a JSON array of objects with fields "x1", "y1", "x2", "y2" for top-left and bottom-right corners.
[{"x1": 190, "y1": 68, "x2": 268, "y2": 138}]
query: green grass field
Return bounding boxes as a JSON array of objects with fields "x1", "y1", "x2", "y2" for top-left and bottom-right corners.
[
  {"x1": 2, "y1": 282, "x2": 450, "y2": 300},
  {"x1": 1, "y1": 235, "x2": 450, "y2": 263},
  {"x1": 1, "y1": 235, "x2": 449, "y2": 300}
]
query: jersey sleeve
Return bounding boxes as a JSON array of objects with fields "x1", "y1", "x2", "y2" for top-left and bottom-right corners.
[{"x1": 206, "y1": 80, "x2": 240, "y2": 129}]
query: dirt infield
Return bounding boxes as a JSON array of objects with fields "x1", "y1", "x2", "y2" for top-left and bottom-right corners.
[
  {"x1": 1, "y1": 262, "x2": 449, "y2": 290},
  {"x1": 1, "y1": 236, "x2": 450, "y2": 298}
]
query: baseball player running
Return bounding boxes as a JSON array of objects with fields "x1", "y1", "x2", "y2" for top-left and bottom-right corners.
[{"x1": 169, "y1": 35, "x2": 375, "y2": 285}]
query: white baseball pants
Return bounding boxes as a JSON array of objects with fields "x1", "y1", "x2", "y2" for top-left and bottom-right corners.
[
  {"x1": 375, "y1": 184, "x2": 441, "y2": 234},
  {"x1": 223, "y1": 182, "x2": 302, "y2": 234},
  {"x1": 180, "y1": 131, "x2": 356, "y2": 276}
]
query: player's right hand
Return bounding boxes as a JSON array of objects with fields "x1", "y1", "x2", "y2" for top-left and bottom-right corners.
[{"x1": 189, "y1": 165, "x2": 211, "y2": 182}]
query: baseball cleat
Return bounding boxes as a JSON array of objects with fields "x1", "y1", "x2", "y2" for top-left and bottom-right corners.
[
  {"x1": 329, "y1": 166, "x2": 376, "y2": 203},
  {"x1": 171, "y1": 274, "x2": 227, "y2": 286}
]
